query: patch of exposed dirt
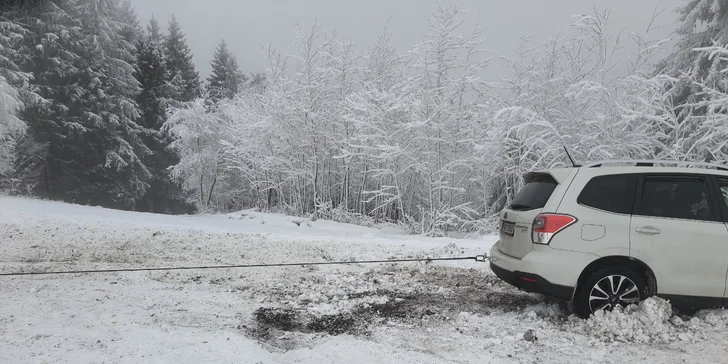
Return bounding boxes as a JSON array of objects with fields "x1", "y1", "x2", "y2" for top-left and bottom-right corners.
[
  {"x1": 255, "y1": 308, "x2": 300, "y2": 332},
  {"x1": 243, "y1": 265, "x2": 568, "y2": 349}
]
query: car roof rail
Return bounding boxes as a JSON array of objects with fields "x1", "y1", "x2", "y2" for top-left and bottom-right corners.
[{"x1": 584, "y1": 159, "x2": 728, "y2": 171}]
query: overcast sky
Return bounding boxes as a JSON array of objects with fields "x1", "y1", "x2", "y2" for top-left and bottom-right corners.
[{"x1": 130, "y1": 0, "x2": 686, "y2": 83}]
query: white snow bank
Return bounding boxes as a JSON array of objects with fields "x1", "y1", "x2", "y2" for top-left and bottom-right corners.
[
  {"x1": 3, "y1": 196, "x2": 728, "y2": 364},
  {"x1": 0, "y1": 196, "x2": 495, "y2": 251},
  {"x1": 566, "y1": 298, "x2": 728, "y2": 344}
]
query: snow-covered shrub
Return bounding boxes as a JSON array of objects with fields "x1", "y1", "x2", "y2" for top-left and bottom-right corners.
[
  {"x1": 165, "y1": 3, "x2": 728, "y2": 236},
  {"x1": 164, "y1": 96, "x2": 230, "y2": 212}
]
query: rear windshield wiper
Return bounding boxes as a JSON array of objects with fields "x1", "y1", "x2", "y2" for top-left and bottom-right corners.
[{"x1": 508, "y1": 203, "x2": 532, "y2": 211}]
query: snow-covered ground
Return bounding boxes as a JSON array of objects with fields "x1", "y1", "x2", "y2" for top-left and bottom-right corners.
[{"x1": 1, "y1": 196, "x2": 728, "y2": 364}]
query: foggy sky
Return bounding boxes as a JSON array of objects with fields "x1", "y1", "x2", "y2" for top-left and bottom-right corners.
[{"x1": 130, "y1": 0, "x2": 686, "y2": 83}]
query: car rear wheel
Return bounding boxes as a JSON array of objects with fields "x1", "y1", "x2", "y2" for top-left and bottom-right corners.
[{"x1": 574, "y1": 267, "x2": 647, "y2": 319}]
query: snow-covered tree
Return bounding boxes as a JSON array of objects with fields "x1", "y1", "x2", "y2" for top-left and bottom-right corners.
[
  {"x1": 164, "y1": 95, "x2": 228, "y2": 211},
  {"x1": 206, "y1": 39, "x2": 245, "y2": 102},
  {"x1": 0, "y1": 3, "x2": 30, "y2": 89},
  {"x1": 169, "y1": 5, "x2": 500, "y2": 234},
  {"x1": 8, "y1": 0, "x2": 151, "y2": 208},
  {"x1": 3, "y1": 0, "x2": 73, "y2": 193},
  {"x1": 648, "y1": 0, "x2": 728, "y2": 141},
  {"x1": 135, "y1": 17, "x2": 190, "y2": 213},
  {"x1": 0, "y1": 6, "x2": 28, "y2": 178},
  {"x1": 117, "y1": 0, "x2": 141, "y2": 47},
  {"x1": 0, "y1": 76, "x2": 24, "y2": 176},
  {"x1": 658, "y1": 0, "x2": 728, "y2": 85},
  {"x1": 165, "y1": 2, "x2": 728, "y2": 235},
  {"x1": 670, "y1": 44, "x2": 728, "y2": 162},
  {"x1": 136, "y1": 18, "x2": 169, "y2": 131},
  {"x1": 57, "y1": 0, "x2": 151, "y2": 208},
  {"x1": 485, "y1": 6, "x2": 673, "y2": 214},
  {"x1": 401, "y1": 2, "x2": 493, "y2": 235},
  {"x1": 165, "y1": 15, "x2": 201, "y2": 103},
  {"x1": 246, "y1": 72, "x2": 267, "y2": 91}
]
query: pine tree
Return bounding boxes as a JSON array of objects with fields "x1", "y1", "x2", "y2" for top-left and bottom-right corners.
[
  {"x1": 117, "y1": 0, "x2": 141, "y2": 47},
  {"x1": 0, "y1": 2, "x2": 30, "y2": 177},
  {"x1": 0, "y1": 2, "x2": 30, "y2": 88},
  {"x1": 136, "y1": 17, "x2": 168, "y2": 131},
  {"x1": 8, "y1": 0, "x2": 78, "y2": 193},
  {"x1": 147, "y1": 14, "x2": 163, "y2": 43},
  {"x1": 0, "y1": 77, "x2": 24, "y2": 177},
  {"x1": 61, "y1": 0, "x2": 151, "y2": 208},
  {"x1": 164, "y1": 15, "x2": 201, "y2": 103},
  {"x1": 206, "y1": 39, "x2": 245, "y2": 102},
  {"x1": 13, "y1": 0, "x2": 151, "y2": 208},
  {"x1": 657, "y1": 0, "x2": 728, "y2": 111},
  {"x1": 134, "y1": 17, "x2": 192, "y2": 213}
]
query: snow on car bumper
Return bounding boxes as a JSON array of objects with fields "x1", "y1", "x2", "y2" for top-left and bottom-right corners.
[{"x1": 488, "y1": 243, "x2": 595, "y2": 302}]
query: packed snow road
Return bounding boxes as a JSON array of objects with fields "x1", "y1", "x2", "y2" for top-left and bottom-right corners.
[{"x1": 1, "y1": 197, "x2": 728, "y2": 364}]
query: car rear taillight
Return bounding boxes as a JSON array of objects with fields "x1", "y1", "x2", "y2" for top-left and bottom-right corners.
[{"x1": 532, "y1": 213, "x2": 576, "y2": 245}]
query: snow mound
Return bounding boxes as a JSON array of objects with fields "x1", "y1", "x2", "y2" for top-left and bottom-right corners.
[
  {"x1": 694, "y1": 309, "x2": 728, "y2": 328},
  {"x1": 521, "y1": 301, "x2": 564, "y2": 320},
  {"x1": 566, "y1": 298, "x2": 704, "y2": 344}
]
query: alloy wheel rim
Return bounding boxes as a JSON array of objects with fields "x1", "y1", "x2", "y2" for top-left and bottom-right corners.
[{"x1": 588, "y1": 275, "x2": 640, "y2": 313}]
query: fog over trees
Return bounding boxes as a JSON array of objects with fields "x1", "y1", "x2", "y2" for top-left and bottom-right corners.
[{"x1": 2, "y1": 0, "x2": 727, "y2": 236}]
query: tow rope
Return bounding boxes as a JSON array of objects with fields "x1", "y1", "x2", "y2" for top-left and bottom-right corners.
[{"x1": 0, "y1": 255, "x2": 489, "y2": 277}]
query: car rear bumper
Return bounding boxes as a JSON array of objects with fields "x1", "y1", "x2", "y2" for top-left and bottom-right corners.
[
  {"x1": 488, "y1": 243, "x2": 596, "y2": 302},
  {"x1": 489, "y1": 262, "x2": 574, "y2": 301}
]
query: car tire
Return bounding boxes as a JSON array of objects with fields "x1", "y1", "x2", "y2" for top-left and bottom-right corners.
[{"x1": 574, "y1": 267, "x2": 648, "y2": 319}]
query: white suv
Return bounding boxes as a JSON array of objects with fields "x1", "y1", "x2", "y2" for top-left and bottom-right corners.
[{"x1": 489, "y1": 159, "x2": 728, "y2": 318}]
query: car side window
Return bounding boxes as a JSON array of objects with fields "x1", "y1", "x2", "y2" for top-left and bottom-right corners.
[
  {"x1": 716, "y1": 178, "x2": 728, "y2": 213},
  {"x1": 636, "y1": 175, "x2": 713, "y2": 221},
  {"x1": 577, "y1": 174, "x2": 637, "y2": 214}
]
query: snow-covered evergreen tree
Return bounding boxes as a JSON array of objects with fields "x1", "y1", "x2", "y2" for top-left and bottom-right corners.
[
  {"x1": 117, "y1": 0, "x2": 141, "y2": 48},
  {"x1": 0, "y1": 76, "x2": 24, "y2": 177},
  {"x1": 658, "y1": 0, "x2": 728, "y2": 80},
  {"x1": 206, "y1": 39, "x2": 245, "y2": 102},
  {"x1": 135, "y1": 17, "x2": 191, "y2": 213},
  {"x1": 136, "y1": 18, "x2": 168, "y2": 131},
  {"x1": 164, "y1": 15, "x2": 201, "y2": 103},
  {"x1": 0, "y1": 4, "x2": 29, "y2": 178},
  {"x1": 0, "y1": 3, "x2": 31, "y2": 90},
  {"x1": 656, "y1": 0, "x2": 728, "y2": 114},
  {"x1": 25, "y1": 0, "x2": 150, "y2": 208},
  {"x1": 6, "y1": 0, "x2": 78, "y2": 193}
]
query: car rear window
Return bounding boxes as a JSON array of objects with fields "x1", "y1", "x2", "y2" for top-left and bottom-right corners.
[
  {"x1": 577, "y1": 173, "x2": 638, "y2": 214},
  {"x1": 509, "y1": 174, "x2": 558, "y2": 211}
]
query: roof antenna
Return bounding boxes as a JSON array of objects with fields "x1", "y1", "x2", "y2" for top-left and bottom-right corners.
[{"x1": 563, "y1": 146, "x2": 580, "y2": 167}]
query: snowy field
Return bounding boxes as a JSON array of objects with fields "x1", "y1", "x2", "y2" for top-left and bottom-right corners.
[{"x1": 1, "y1": 196, "x2": 728, "y2": 364}]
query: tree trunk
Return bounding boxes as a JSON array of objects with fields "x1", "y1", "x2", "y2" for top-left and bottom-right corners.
[{"x1": 206, "y1": 175, "x2": 217, "y2": 209}]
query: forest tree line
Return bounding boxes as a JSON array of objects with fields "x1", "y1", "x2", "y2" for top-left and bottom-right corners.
[
  {"x1": 0, "y1": 0, "x2": 255, "y2": 214},
  {"x1": 2, "y1": 0, "x2": 728, "y2": 236}
]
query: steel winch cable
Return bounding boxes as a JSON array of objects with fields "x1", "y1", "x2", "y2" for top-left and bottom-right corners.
[{"x1": 0, "y1": 254, "x2": 489, "y2": 277}]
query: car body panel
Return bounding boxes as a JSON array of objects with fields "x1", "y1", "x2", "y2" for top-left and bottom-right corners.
[{"x1": 490, "y1": 162, "x2": 728, "y2": 311}]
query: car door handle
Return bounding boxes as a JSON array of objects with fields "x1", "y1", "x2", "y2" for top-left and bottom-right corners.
[{"x1": 636, "y1": 226, "x2": 661, "y2": 235}]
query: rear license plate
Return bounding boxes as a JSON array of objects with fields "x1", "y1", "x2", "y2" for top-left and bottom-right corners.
[{"x1": 500, "y1": 221, "x2": 515, "y2": 236}]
